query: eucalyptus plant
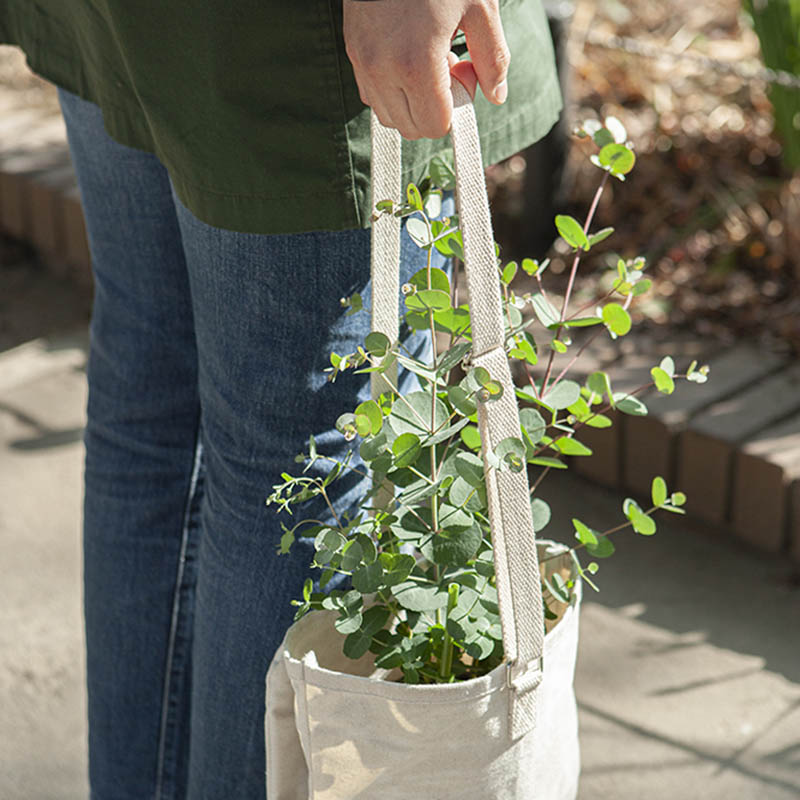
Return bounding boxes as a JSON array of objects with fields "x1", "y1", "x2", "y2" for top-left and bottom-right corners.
[{"x1": 266, "y1": 116, "x2": 709, "y2": 685}]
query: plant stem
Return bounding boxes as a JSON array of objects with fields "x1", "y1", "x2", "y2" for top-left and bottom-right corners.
[
  {"x1": 547, "y1": 327, "x2": 605, "y2": 389},
  {"x1": 439, "y1": 582, "x2": 459, "y2": 680},
  {"x1": 319, "y1": 485, "x2": 342, "y2": 528},
  {"x1": 541, "y1": 172, "x2": 610, "y2": 398},
  {"x1": 539, "y1": 505, "x2": 659, "y2": 565}
]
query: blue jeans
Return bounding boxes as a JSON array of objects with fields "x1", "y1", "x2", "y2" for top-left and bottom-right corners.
[{"x1": 59, "y1": 89, "x2": 450, "y2": 799}]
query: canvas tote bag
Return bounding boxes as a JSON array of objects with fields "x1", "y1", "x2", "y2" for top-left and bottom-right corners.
[{"x1": 265, "y1": 81, "x2": 582, "y2": 800}]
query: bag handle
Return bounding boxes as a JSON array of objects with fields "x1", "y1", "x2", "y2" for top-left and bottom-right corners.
[{"x1": 370, "y1": 81, "x2": 545, "y2": 739}]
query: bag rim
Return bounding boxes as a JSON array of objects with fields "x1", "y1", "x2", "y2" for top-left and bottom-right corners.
[{"x1": 280, "y1": 576, "x2": 581, "y2": 703}]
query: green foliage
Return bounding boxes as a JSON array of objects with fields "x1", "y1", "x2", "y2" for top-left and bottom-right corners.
[
  {"x1": 267, "y1": 115, "x2": 708, "y2": 686},
  {"x1": 743, "y1": 0, "x2": 800, "y2": 169}
]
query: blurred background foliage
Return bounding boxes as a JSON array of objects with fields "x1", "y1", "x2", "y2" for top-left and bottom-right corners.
[{"x1": 490, "y1": 0, "x2": 800, "y2": 357}]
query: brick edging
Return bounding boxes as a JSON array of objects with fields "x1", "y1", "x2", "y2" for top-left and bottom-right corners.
[{"x1": 3, "y1": 114, "x2": 799, "y2": 566}]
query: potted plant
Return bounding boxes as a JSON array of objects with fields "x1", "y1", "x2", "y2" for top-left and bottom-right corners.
[{"x1": 267, "y1": 114, "x2": 707, "y2": 684}]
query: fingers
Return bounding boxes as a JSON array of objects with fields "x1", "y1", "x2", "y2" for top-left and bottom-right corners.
[
  {"x1": 343, "y1": 0, "x2": 508, "y2": 140},
  {"x1": 448, "y1": 52, "x2": 478, "y2": 100},
  {"x1": 460, "y1": 1, "x2": 510, "y2": 105}
]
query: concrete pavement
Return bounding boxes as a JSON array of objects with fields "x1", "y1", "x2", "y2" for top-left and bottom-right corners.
[{"x1": 1, "y1": 328, "x2": 798, "y2": 799}]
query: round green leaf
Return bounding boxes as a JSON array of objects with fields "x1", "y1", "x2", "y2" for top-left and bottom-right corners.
[
  {"x1": 405, "y1": 289, "x2": 452, "y2": 312},
  {"x1": 335, "y1": 611, "x2": 363, "y2": 635},
  {"x1": 352, "y1": 561, "x2": 384, "y2": 594},
  {"x1": 455, "y1": 451, "x2": 485, "y2": 488},
  {"x1": 530, "y1": 498, "x2": 551, "y2": 531},
  {"x1": 315, "y1": 529, "x2": 345, "y2": 554},
  {"x1": 364, "y1": 331, "x2": 391, "y2": 357},
  {"x1": 459, "y1": 424, "x2": 481, "y2": 451},
  {"x1": 651, "y1": 367, "x2": 675, "y2": 395},
  {"x1": 501, "y1": 261, "x2": 518, "y2": 285},
  {"x1": 519, "y1": 407, "x2": 547, "y2": 444},
  {"x1": 614, "y1": 393, "x2": 648, "y2": 416},
  {"x1": 555, "y1": 214, "x2": 589, "y2": 251},
  {"x1": 433, "y1": 521, "x2": 483, "y2": 567},
  {"x1": 495, "y1": 437, "x2": 526, "y2": 472},
  {"x1": 409, "y1": 266, "x2": 450, "y2": 294},
  {"x1": 585, "y1": 413, "x2": 613, "y2": 429},
  {"x1": 355, "y1": 400, "x2": 383, "y2": 435},
  {"x1": 447, "y1": 385, "x2": 478, "y2": 417},
  {"x1": 343, "y1": 630, "x2": 372, "y2": 659},
  {"x1": 392, "y1": 433, "x2": 422, "y2": 468},
  {"x1": 542, "y1": 380, "x2": 581, "y2": 410},
  {"x1": 587, "y1": 371, "x2": 612, "y2": 400},
  {"x1": 530, "y1": 292, "x2": 561, "y2": 328},
  {"x1": 389, "y1": 391, "x2": 448, "y2": 436},
  {"x1": 602, "y1": 303, "x2": 632, "y2": 336},
  {"x1": 554, "y1": 437, "x2": 593, "y2": 457},
  {"x1": 599, "y1": 143, "x2": 636, "y2": 176},
  {"x1": 360, "y1": 430, "x2": 389, "y2": 462},
  {"x1": 671, "y1": 491, "x2": 687, "y2": 506},
  {"x1": 406, "y1": 217, "x2": 431, "y2": 248},
  {"x1": 393, "y1": 581, "x2": 449, "y2": 612},
  {"x1": 340, "y1": 539, "x2": 364, "y2": 572}
]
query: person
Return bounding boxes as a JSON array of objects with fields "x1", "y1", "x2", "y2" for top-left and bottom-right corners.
[{"x1": 0, "y1": 1, "x2": 561, "y2": 797}]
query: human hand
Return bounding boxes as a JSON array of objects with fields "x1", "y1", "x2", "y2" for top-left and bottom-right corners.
[{"x1": 343, "y1": 0, "x2": 508, "y2": 139}]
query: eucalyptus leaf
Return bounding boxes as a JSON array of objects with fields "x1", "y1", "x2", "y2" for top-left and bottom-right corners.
[
  {"x1": 459, "y1": 424, "x2": 481, "y2": 451},
  {"x1": 501, "y1": 261, "x2": 518, "y2": 284},
  {"x1": 530, "y1": 292, "x2": 561, "y2": 328},
  {"x1": 352, "y1": 561, "x2": 384, "y2": 593},
  {"x1": 409, "y1": 266, "x2": 450, "y2": 294},
  {"x1": 554, "y1": 437, "x2": 593, "y2": 456},
  {"x1": 448, "y1": 384, "x2": 478, "y2": 417},
  {"x1": 392, "y1": 433, "x2": 422, "y2": 468},
  {"x1": 519, "y1": 407, "x2": 547, "y2": 443},
  {"x1": 355, "y1": 400, "x2": 383, "y2": 435},
  {"x1": 437, "y1": 342, "x2": 472, "y2": 376},
  {"x1": 393, "y1": 581, "x2": 449, "y2": 612},
  {"x1": 406, "y1": 216, "x2": 431, "y2": 248},
  {"x1": 405, "y1": 289, "x2": 452, "y2": 313},
  {"x1": 651, "y1": 366, "x2": 675, "y2": 394},
  {"x1": 364, "y1": 331, "x2": 391, "y2": 357},
  {"x1": 433, "y1": 520, "x2": 483, "y2": 567},
  {"x1": 455, "y1": 451, "x2": 485, "y2": 487},
  {"x1": 531, "y1": 497, "x2": 551, "y2": 531},
  {"x1": 652, "y1": 476, "x2": 668, "y2": 507},
  {"x1": 602, "y1": 303, "x2": 632, "y2": 336},
  {"x1": 542, "y1": 380, "x2": 581, "y2": 410},
  {"x1": 389, "y1": 391, "x2": 448, "y2": 436},
  {"x1": 555, "y1": 214, "x2": 589, "y2": 251},
  {"x1": 614, "y1": 393, "x2": 648, "y2": 416}
]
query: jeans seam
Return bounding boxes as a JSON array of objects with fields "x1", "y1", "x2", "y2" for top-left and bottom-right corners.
[{"x1": 154, "y1": 436, "x2": 204, "y2": 800}]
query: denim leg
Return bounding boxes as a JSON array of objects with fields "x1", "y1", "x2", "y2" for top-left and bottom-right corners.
[
  {"x1": 172, "y1": 196, "x2": 450, "y2": 798},
  {"x1": 61, "y1": 86, "x2": 452, "y2": 800},
  {"x1": 59, "y1": 89, "x2": 201, "y2": 799}
]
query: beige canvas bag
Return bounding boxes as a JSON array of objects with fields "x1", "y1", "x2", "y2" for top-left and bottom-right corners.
[{"x1": 265, "y1": 82, "x2": 582, "y2": 800}]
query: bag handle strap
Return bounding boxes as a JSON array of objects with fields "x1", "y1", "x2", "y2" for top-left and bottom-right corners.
[{"x1": 370, "y1": 81, "x2": 545, "y2": 739}]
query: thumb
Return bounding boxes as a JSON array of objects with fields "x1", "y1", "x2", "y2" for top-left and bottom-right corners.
[{"x1": 460, "y1": 3, "x2": 510, "y2": 105}]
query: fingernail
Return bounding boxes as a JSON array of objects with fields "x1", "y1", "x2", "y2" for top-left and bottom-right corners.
[{"x1": 494, "y1": 80, "x2": 508, "y2": 104}]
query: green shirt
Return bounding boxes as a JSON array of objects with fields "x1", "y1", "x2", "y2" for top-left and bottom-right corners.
[{"x1": 1, "y1": 0, "x2": 561, "y2": 235}]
